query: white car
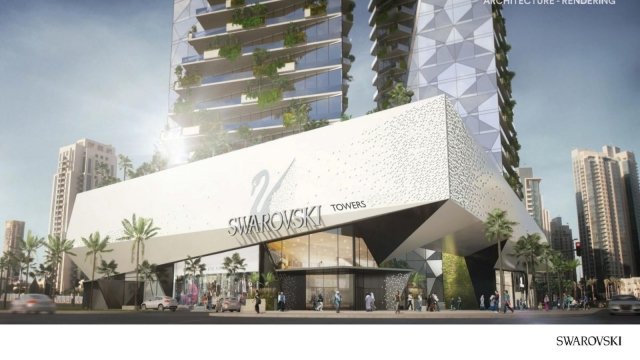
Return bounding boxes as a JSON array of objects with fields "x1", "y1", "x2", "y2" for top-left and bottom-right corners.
[
  {"x1": 141, "y1": 296, "x2": 178, "y2": 312},
  {"x1": 10, "y1": 294, "x2": 56, "y2": 314},
  {"x1": 608, "y1": 294, "x2": 640, "y2": 315}
]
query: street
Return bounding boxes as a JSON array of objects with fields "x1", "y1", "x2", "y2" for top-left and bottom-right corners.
[{"x1": 0, "y1": 308, "x2": 638, "y2": 325}]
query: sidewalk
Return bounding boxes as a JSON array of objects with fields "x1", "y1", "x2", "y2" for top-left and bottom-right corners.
[{"x1": 208, "y1": 308, "x2": 601, "y2": 319}]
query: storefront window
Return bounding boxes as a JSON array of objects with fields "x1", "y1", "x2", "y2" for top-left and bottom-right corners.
[
  {"x1": 281, "y1": 235, "x2": 309, "y2": 269},
  {"x1": 310, "y1": 229, "x2": 338, "y2": 267},
  {"x1": 337, "y1": 227, "x2": 353, "y2": 266}
]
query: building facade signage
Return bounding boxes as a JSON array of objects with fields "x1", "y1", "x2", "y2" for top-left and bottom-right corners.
[{"x1": 228, "y1": 205, "x2": 322, "y2": 236}]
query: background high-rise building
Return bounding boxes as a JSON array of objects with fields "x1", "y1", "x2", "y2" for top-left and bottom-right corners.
[
  {"x1": 369, "y1": 0, "x2": 521, "y2": 196},
  {"x1": 49, "y1": 139, "x2": 116, "y2": 292},
  {"x1": 4, "y1": 220, "x2": 25, "y2": 283},
  {"x1": 518, "y1": 167, "x2": 544, "y2": 228},
  {"x1": 164, "y1": 0, "x2": 355, "y2": 164},
  {"x1": 610, "y1": 147, "x2": 640, "y2": 276},
  {"x1": 572, "y1": 146, "x2": 637, "y2": 287},
  {"x1": 549, "y1": 217, "x2": 575, "y2": 260},
  {"x1": 49, "y1": 139, "x2": 117, "y2": 238}
]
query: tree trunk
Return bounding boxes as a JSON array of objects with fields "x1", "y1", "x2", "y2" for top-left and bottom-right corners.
[
  {"x1": 498, "y1": 238, "x2": 505, "y2": 312},
  {"x1": 25, "y1": 256, "x2": 31, "y2": 295},
  {"x1": 524, "y1": 262, "x2": 530, "y2": 308},
  {"x1": 89, "y1": 254, "x2": 96, "y2": 310},
  {"x1": 135, "y1": 244, "x2": 140, "y2": 310},
  {"x1": 530, "y1": 258, "x2": 537, "y2": 308}
]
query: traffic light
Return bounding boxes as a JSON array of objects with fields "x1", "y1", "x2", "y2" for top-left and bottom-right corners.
[{"x1": 576, "y1": 241, "x2": 582, "y2": 257}]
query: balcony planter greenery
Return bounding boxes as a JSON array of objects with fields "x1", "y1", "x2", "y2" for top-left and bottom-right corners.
[
  {"x1": 173, "y1": 99, "x2": 193, "y2": 114},
  {"x1": 305, "y1": 0, "x2": 327, "y2": 16},
  {"x1": 347, "y1": 54, "x2": 356, "y2": 63},
  {"x1": 252, "y1": 48, "x2": 286, "y2": 78},
  {"x1": 218, "y1": 38, "x2": 242, "y2": 61},
  {"x1": 284, "y1": 24, "x2": 306, "y2": 48},
  {"x1": 231, "y1": 4, "x2": 267, "y2": 28},
  {"x1": 376, "y1": 46, "x2": 388, "y2": 58},
  {"x1": 174, "y1": 65, "x2": 202, "y2": 88},
  {"x1": 303, "y1": 119, "x2": 329, "y2": 131}
]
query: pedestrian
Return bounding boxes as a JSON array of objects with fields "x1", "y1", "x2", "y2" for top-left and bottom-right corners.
[
  {"x1": 489, "y1": 293, "x2": 496, "y2": 311},
  {"x1": 544, "y1": 294, "x2": 549, "y2": 311},
  {"x1": 311, "y1": 293, "x2": 317, "y2": 311},
  {"x1": 277, "y1": 291, "x2": 286, "y2": 311},
  {"x1": 370, "y1": 292, "x2": 376, "y2": 311},
  {"x1": 407, "y1": 293, "x2": 414, "y2": 311},
  {"x1": 394, "y1": 290, "x2": 401, "y2": 314},
  {"x1": 334, "y1": 290, "x2": 342, "y2": 313},
  {"x1": 450, "y1": 297, "x2": 455, "y2": 310},
  {"x1": 207, "y1": 290, "x2": 213, "y2": 310},
  {"x1": 365, "y1": 293, "x2": 372, "y2": 312},
  {"x1": 432, "y1": 293, "x2": 440, "y2": 311},
  {"x1": 503, "y1": 290, "x2": 514, "y2": 313},
  {"x1": 480, "y1": 294, "x2": 485, "y2": 310},
  {"x1": 254, "y1": 291, "x2": 261, "y2": 314},
  {"x1": 317, "y1": 292, "x2": 324, "y2": 311},
  {"x1": 494, "y1": 291, "x2": 500, "y2": 313},
  {"x1": 456, "y1": 296, "x2": 462, "y2": 310},
  {"x1": 417, "y1": 294, "x2": 422, "y2": 311}
]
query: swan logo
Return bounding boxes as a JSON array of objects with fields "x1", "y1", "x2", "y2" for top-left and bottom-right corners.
[{"x1": 228, "y1": 205, "x2": 322, "y2": 236}]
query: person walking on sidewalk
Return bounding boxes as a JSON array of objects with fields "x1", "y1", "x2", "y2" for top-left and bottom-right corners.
[
  {"x1": 544, "y1": 294, "x2": 550, "y2": 311},
  {"x1": 317, "y1": 293, "x2": 324, "y2": 311},
  {"x1": 480, "y1": 294, "x2": 485, "y2": 310},
  {"x1": 254, "y1": 291, "x2": 261, "y2": 314},
  {"x1": 394, "y1": 290, "x2": 401, "y2": 314},
  {"x1": 503, "y1": 290, "x2": 514, "y2": 313},
  {"x1": 334, "y1": 290, "x2": 342, "y2": 313},
  {"x1": 365, "y1": 293, "x2": 372, "y2": 312},
  {"x1": 407, "y1": 293, "x2": 414, "y2": 311},
  {"x1": 277, "y1": 291, "x2": 286, "y2": 311}
]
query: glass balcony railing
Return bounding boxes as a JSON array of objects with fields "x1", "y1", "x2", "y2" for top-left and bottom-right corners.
[
  {"x1": 195, "y1": 3, "x2": 226, "y2": 15},
  {"x1": 201, "y1": 70, "x2": 254, "y2": 85},
  {"x1": 182, "y1": 54, "x2": 204, "y2": 63},
  {"x1": 224, "y1": 110, "x2": 342, "y2": 131},
  {"x1": 194, "y1": 84, "x2": 341, "y2": 111},
  {"x1": 182, "y1": 31, "x2": 342, "y2": 64},
  {"x1": 191, "y1": 26, "x2": 226, "y2": 39},
  {"x1": 199, "y1": 57, "x2": 341, "y2": 87},
  {"x1": 266, "y1": 8, "x2": 304, "y2": 26}
]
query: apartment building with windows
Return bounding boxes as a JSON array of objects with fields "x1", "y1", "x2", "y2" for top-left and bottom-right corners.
[{"x1": 163, "y1": 0, "x2": 355, "y2": 164}]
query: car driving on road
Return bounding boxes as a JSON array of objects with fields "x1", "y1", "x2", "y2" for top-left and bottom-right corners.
[
  {"x1": 608, "y1": 294, "x2": 640, "y2": 315},
  {"x1": 10, "y1": 294, "x2": 56, "y2": 314},
  {"x1": 141, "y1": 296, "x2": 178, "y2": 312}
]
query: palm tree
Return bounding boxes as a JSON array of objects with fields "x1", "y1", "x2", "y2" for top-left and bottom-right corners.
[
  {"x1": 249, "y1": 272, "x2": 261, "y2": 295},
  {"x1": 118, "y1": 154, "x2": 134, "y2": 181},
  {"x1": 388, "y1": 83, "x2": 414, "y2": 108},
  {"x1": 586, "y1": 277, "x2": 597, "y2": 300},
  {"x1": 1, "y1": 251, "x2": 19, "y2": 308},
  {"x1": 118, "y1": 214, "x2": 160, "y2": 310},
  {"x1": 283, "y1": 100, "x2": 311, "y2": 132},
  {"x1": 96, "y1": 259, "x2": 118, "y2": 280},
  {"x1": 21, "y1": 231, "x2": 44, "y2": 295},
  {"x1": 81, "y1": 231, "x2": 112, "y2": 310},
  {"x1": 33, "y1": 263, "x2": 54, "y2": 293},
  {"x1": 538, "y1": 243, "x2": 554, "y2": 297},
  {"x1": 0, "y1": 254, "x2": 8, "y2": 298},
  {"x1": 44, "y1": 235, "x2": 76, "y2": 298},
  {"x1": 222, "y1": 252, "x2": 246, "y2": 296},
  {"x1": 603, "y1": 278, "x2": 611, "y2": 300},
  {"x1": 484, "y1": 208, "x2": 518, "y2": 310},
  {"x1": 137, "y1": 260, "x2": 158, "y2": 297},
  {"x1": 184, "y1": 255, "x2": 206, "y2": 304},
  {"x1": 511, "y1": 233, "x2": 542, "y2": 308}
]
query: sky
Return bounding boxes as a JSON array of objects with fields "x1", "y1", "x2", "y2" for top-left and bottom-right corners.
[{"x1": 1, "y1": 0, "x2": 639, "y2": 255}]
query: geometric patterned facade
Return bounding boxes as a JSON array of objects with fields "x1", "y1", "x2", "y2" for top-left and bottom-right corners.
[
  {"x1": 408, "y1": 0, "x2": 501, "y2": 167},
  {"x1": 369, "y1": 0, "x2": 520, "y2": 301}
]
